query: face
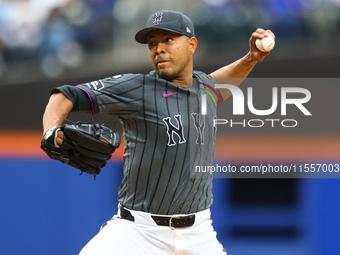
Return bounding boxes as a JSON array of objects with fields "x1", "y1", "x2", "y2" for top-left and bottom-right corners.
[{"x1": 147, "y1": 30, "x2": 197, "y2": 83}]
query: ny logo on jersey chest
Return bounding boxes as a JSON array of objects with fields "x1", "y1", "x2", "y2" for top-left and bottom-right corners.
[
  {"x1": 162, "y1": 114, "x2": 208, "y2": 146},
  {"x1": 163, "y1": 115, "x2": 186, "y2": 146}
]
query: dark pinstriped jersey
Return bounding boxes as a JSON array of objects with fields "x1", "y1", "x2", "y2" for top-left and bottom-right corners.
[{"x1": 55, "y1": 70, "x2": 219, "y2": 215}]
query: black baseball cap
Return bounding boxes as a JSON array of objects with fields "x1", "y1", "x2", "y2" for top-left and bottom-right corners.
[{"x1": 135, "y1": 10, "x2": 195, "y2": 44}]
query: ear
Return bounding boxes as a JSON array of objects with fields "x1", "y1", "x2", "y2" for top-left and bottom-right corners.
[{"x1": 188, "y1": 37, "x2": 198, "y2": 55}]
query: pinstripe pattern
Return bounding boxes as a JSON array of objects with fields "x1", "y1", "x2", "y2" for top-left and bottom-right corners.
[{"x1": 65, "y1": 71, "x2": 219, "y2": 215}]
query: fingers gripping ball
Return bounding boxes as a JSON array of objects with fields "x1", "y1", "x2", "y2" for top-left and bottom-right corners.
[
  {"x1": 41, "y1": 121, "x2": 121, "y2": 179},
  {"x1": 255, "y1": 34, "x2": 275, "y2": 52}
]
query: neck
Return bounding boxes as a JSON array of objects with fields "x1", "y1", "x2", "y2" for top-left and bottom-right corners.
[
  {"x1": 170, "y1": 67, "x2": 193, "y2": 87},
  {"x1": 170, "y1": 76, "x2": 192, "y2": 87}
]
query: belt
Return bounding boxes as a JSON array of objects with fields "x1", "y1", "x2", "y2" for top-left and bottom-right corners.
[{"x1": 120, "y1": 206, "x2": 196, "y2": 229}]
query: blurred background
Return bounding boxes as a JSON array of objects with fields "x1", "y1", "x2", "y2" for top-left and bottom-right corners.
[{"x1": 0, "y1": 0, "x2": 340, "y2": 254}]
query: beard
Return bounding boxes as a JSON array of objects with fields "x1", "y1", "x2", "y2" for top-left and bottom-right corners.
[
  {"x1": 155, "y1": 61, "x2": 183, "y2": 82},
  {"x1": 156, "y1": 69, "x2": 177, "y2": 81}
]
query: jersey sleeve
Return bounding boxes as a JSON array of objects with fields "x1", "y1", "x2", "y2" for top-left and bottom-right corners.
[
  {"x1": 52, "y1": 73, "x2": 144, "y2": 116},
  {"x1": 52, "y1": 85, "x2": 94, "y2": 113}
]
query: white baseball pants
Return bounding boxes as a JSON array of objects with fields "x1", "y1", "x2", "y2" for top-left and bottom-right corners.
[{"x1": 79, "y1": 206, "x2": 226, "y2": 255}]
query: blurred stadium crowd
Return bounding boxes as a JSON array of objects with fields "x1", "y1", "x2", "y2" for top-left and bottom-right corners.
[
  {"x1": 0, "y1": 0, "x2": 339, "y2": 81},
  {"x1": 190, "y1": 0, "x2": 340, "y2": 44},
  {"x1": 0, "y1": 0, "x2": 114, "y2": 78}
]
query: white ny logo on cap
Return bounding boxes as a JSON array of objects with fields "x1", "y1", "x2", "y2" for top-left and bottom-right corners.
[{"x1": 153, "y1": 12, "x2": 163, "y2": 25}]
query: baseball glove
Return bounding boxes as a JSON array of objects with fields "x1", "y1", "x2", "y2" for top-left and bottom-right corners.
[{"x1": 41, "y1": 120, "x2": 121, "y2": 179}]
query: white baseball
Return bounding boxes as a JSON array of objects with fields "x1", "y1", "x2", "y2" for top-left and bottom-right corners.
[{"x1": 255, "y1": 34, "x2": 275, "y2": 52}]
